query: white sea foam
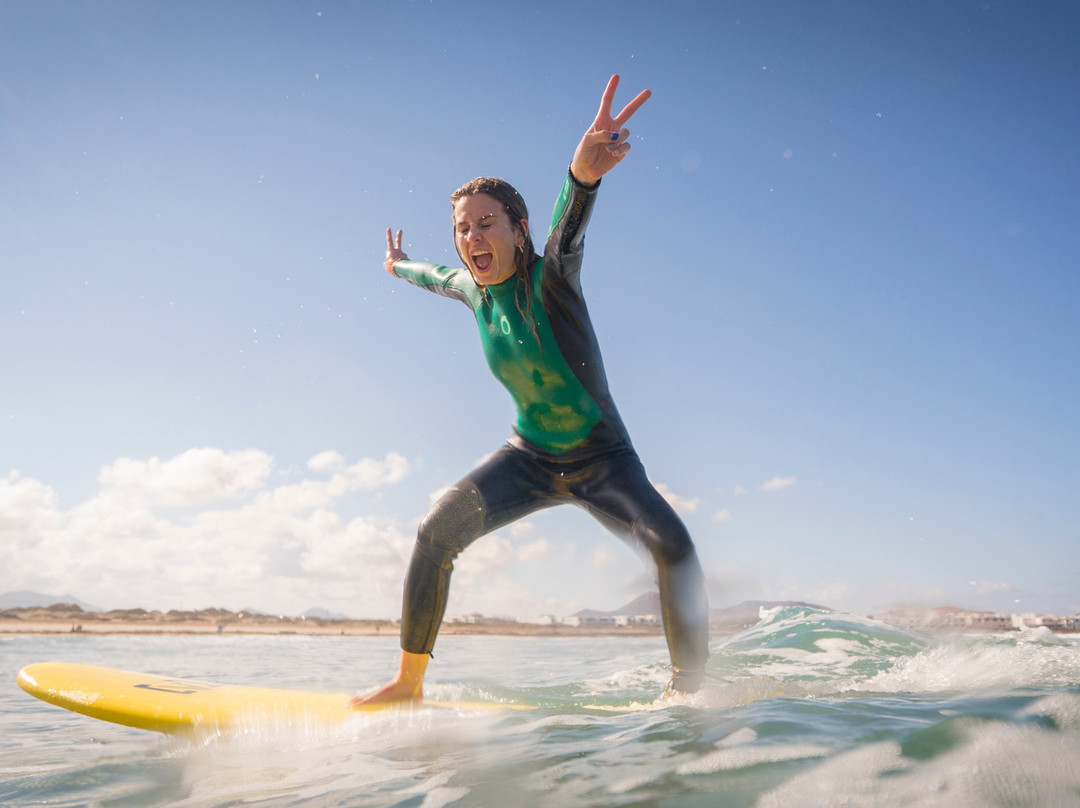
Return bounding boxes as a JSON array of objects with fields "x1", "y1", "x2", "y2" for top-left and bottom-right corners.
[
  {"x1": 848, "y1": 634, "x2": 1080, "y2": 694},
  {"x1": 756, "y1": 721, "x2": 1080, "y2": 807},
  {"x1": 1016, "y1": 625, "x2": 1068, "y2": 645},
  {"x1": 718, "y1": 726, "x2": 758, "y2": 747},
  {"x1": 677, "y1": 743, "x2": 832, "y2": 774},
  {"x1": 754, "y1": 742, "x2": 910, "y2": 808},
  {"x1": 607, "y1": 771, "x2": 660, "y2": 794},
  {"x1": 1022, "y1": 691, "x2": 1080, "y2": 732}
]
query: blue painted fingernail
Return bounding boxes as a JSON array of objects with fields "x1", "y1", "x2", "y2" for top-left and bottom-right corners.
[{"x1": 610, "y1": 132, "x2": 620, "y2": 140}]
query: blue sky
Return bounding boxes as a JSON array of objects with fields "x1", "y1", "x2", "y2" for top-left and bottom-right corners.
[{"x1": 2, "y1": 1, "x2": 1077, "y2": 620}]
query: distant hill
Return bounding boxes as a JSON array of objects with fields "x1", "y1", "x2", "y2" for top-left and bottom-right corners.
[
  {"x1": 575, "y1": 591, "x2": 661, "y2": 619},
  {"x1": 0, "y1": 591, "x2": 103, "y2": 613},
  {"x1": 302, "y1": 607, "x2": 350, "y2": 621},
  {"x1": 710, "y1": 599, "x2": 829, "y2": 626}
]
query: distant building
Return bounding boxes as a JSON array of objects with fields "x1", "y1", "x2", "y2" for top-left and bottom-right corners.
[
  {"x1": 874, "y1": 606, "x2": 1078, "y2": 633},
  {"x1": 516, "y1": 615, "x2": 556, "y2": 626},
  {"x1": 966, "y1": 612, "x2": 1013, "y2": 631},
  {"x1": 1014, "y1": 613, "x2": 1080, "y2": 631},
  {"x1": 583, "y1": 614, "x2": 616, "y2": 626}
]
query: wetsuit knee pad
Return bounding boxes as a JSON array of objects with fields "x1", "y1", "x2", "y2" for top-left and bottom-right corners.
[
  {"x1": 416, "y1": 482, "x2": 487, "y2": 563},
  {"x1": 631, "y1": 517, "x2": 695, "y2": 565}
]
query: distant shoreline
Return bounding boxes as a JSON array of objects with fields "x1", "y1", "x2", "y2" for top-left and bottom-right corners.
[
  {"x1": 5, "y1": 604, "x2": 1075, "y2": 638},
  {"x1": 0, "y1": 607, "x2": 690, "y2": 638},
  {"x1": 0, "y1": 618, "x2": 672, "y2": 638}
]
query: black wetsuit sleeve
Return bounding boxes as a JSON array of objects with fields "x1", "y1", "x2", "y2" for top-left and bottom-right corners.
[{"x1": 544, "y1": 171, "x2": 600, "y2": 282}]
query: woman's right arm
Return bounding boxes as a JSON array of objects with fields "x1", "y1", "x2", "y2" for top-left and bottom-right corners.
[{"x1": 382, "y1": 227, "x2": 473, "y2": 304}]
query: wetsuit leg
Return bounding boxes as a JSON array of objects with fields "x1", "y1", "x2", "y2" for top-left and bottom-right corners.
[
  {"x1": 569, "y1": 449, "x2": 710, "y2": 687},
  {"x1": 400, "y1": 445, "x2": 557, "y2": 654}
]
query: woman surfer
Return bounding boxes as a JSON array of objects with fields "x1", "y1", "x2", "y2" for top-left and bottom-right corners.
[{"x1": 353, "y1": 75, "x2": 710, "y2": 705}]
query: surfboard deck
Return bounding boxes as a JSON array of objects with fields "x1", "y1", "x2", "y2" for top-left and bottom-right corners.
[{"x1": 17, "y1": 662, "x2": 527, "y2": 735}]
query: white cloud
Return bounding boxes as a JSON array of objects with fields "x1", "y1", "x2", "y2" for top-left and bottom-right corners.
[
  {"x1": 326, "y1": 453, "x2": 408, "y2": 494},
  {"x1": 428, "y1": 485, "x2": 451, "y2": 505},
  {"x1": 455, "y1": 534, "x2": 514, "y2": 581},
  {"x1": 447, "y1": 574, "x2": 544, "y2": 619},
  {"x1": 0, "y1": 448, "x2": 412, "y2": 616},
  {"x1": 653, "y1": 482, "x2": 701, "y2": 514},
  {"x1": 712, "y1": 508, "x2": 733, "y2": 522},
  {"x1": 734, "y1": 485, "x2": 748, "y2": 496},
  {"x1": 301, "y1": 514, "x2": 412, "y2": 580},
  {"x1": 307, "y1": 450, "x2": 345, "y2": 473},
  {"x1": 510, "y1": 521, "x2": 535, "y2": 538},
  {"x1": 0, "y1": 472, "x2": 63, "y2": 588},
  {"x1": 0, "y1": 471, "x2": 60, "y2": 544},
  {"x1": 592, "y1": 545, "x2": 614, "y2": 567},
  {"x1": 518, "y1": 539, "x2": 550, "y2": 562},
  {"x1": 760, "y1": 476, "x2": 797, "y2": 492},
  {"x1": 97, "y1": 447, "x2": 273, "y2": 507}
]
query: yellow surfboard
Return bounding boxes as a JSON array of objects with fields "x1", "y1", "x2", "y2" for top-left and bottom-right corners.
[{"x1": 17, "y1": 662, "x2": 527, "y2": 735}]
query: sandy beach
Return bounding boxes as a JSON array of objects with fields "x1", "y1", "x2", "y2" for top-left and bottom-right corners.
[
  {"x1": 0, "y1": 606, "x2": 675, "y2": 637},
  {"x1": 6, "y1": 603, "x2": 1074, "y2": 638}
]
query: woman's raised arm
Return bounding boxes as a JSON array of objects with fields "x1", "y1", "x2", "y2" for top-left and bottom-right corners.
[{"x1": 569, "y1": 74, "x2": 651, "y2": 187}]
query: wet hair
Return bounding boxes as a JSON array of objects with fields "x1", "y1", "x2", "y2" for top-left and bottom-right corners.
[{"x1": 451, "y1": 177, "x2": 542, "y2": 346}]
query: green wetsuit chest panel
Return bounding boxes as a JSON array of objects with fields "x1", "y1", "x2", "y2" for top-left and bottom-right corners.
[{"x1": 475, "y1": 265, "x2": 602, "y2": 452}]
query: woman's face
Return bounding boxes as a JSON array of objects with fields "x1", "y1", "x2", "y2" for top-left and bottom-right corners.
[{"x1": 453, "y1": 192, "x2": 528, "y2": 287}]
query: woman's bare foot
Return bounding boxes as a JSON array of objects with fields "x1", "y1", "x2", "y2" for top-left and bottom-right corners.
[
  {"x1": 349, "y1": 677, "x2": 422, "y2": 707},
  {"x1": 349, "y1": 650, "x2": 429, "y2": 707}
]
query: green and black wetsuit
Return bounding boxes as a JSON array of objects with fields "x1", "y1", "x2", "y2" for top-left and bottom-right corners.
[{"x1": 392, "y1": 171, "x2": 709, "y2": 686}]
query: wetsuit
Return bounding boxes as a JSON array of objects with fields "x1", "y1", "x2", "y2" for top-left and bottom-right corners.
[{"x1": 391, "y1": 171, "x2": 710, "y2": 688}]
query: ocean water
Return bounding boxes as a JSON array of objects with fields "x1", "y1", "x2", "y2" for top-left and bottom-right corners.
[{"x1": 3, "y1": 606, "x2": 1080, "y2": 807}]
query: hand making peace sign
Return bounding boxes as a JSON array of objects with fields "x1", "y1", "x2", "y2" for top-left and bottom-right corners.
[
  {"x1": 569, "y1": 74, "x2": 652, "y2": 187},
  {"x1": 384, "y1": 227, "x2": 408, "y2": 275}
]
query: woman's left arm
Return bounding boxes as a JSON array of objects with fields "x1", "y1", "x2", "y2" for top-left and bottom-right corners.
[{"x1": 569, "y1": 74, "x2": 651, "y2": 187}]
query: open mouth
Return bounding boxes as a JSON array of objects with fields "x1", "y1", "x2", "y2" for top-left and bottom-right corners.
[{"x1": 472, "y1": 251, "x2": 493, "y2": 272}]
